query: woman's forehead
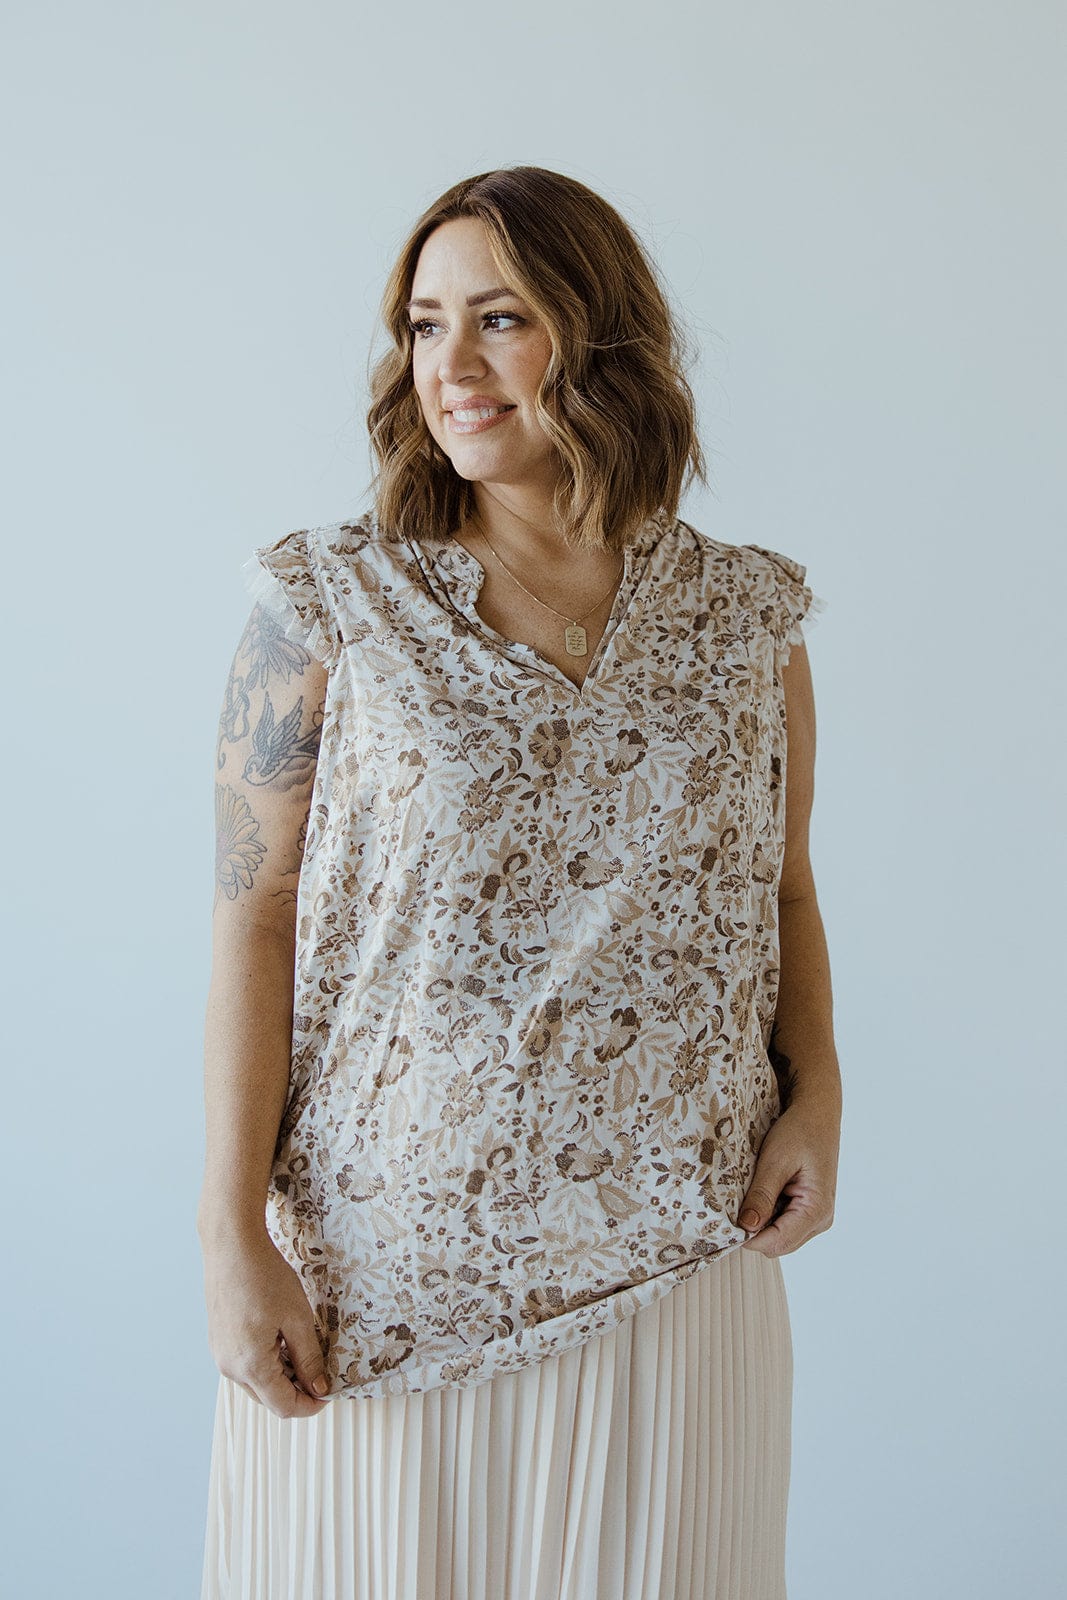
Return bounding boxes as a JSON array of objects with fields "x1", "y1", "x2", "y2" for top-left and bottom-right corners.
[{"x1": 411, "y1": 218, "x2": 514, "y2": 294}]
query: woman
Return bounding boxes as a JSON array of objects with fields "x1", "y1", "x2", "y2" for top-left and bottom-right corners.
[{"x1": 199, "y1": 165, "x2": 841, "y2": 1600}]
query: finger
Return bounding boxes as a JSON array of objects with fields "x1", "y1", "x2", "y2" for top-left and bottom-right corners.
[
  {"x1": 271, "y1": 1336, "x2": 331, "y2": 1417},
  {"x1": 247, "y1": 1335, "x2": 330, "y2": 1419},
  {"x1": 737, "y1": 1176, "x2": 791, "y2": 1235},
  {"x1": 745, "y1": 1164, "x2": 835, "y2": 1249},
  {"x1": 280, "y1": 1314, "x2": 331, "y2": 1400},
  {"x1": 741, "y1": 1199, "x2": 812, "y2": 1257},
  {"x1": 257, "y1": 1370, "x2": 329, "y2": 1419}
]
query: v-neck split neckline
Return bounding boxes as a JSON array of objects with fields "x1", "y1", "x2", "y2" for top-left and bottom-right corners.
[{"x1": 406, "y1": 509, "x2": 674, "y2": 706}]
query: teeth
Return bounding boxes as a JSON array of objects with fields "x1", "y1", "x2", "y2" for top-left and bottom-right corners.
[{"x1": 453, "y1": 406, "x2": 509, "y2": 422}]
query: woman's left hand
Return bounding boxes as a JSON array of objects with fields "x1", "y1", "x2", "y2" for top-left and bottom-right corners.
[{"x1": 737, "y1": 1095, "x2": 841, "y2": 1257}]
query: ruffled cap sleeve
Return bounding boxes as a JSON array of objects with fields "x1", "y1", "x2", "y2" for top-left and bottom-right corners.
[
  {"x1": 240, "y1": 526, "x2": 339, "y2": 671},
  {"x1": 742, "y1": 543, "x2": 828, "y2": 665}
]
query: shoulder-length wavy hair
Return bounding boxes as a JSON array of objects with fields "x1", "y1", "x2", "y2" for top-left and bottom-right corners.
[{"x1": 366, "y1": 165, "x2": 708, "y2": 553}]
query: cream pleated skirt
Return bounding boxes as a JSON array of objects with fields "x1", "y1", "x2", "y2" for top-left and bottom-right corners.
[{"x1": 200, "y1": 1245, "x2": 792, "y2": 1600}]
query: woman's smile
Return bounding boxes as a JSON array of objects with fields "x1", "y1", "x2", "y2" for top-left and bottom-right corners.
[{"x1": 447, "y1": 404, "x2": 517, "y2": 434}]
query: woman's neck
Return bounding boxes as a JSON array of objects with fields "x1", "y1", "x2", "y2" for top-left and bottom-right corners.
[{"x1": 466, "y1": 484, "x2": 584, "y2": 570}]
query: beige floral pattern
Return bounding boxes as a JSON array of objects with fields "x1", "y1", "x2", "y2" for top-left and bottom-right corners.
[{"x1": 241, "y1": 507, "x2": 824, "y2": 1400}]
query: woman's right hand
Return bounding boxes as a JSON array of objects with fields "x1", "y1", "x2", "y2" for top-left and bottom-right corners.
[{"x1": 201, "y1": 1225, "x2": 331, "y2": 1418}]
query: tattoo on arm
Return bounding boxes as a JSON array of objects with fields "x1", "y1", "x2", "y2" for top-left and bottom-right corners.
[
  {"x1": 213, "y1": 605, "x2": 324, "y2": 909},
  {"x1": 216, "y1": 603, "x2": 317, "y2": 777},
  {"x1": 214, "y1": 783, "x2": 267, "y2": 904},
  {"x1": 242, "y1": 603, "x2": 315, "y2": 690},
  {"x1": 243, "y1": 691, "x2": 323, "y2": 788},
  {"x1": 216, "y1": 654, "x2": 252, "y2": 769}
]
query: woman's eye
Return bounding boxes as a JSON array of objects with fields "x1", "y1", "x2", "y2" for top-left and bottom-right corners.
[{"x1": 408, "y1": 311, "x2": 523, "y2": 339}]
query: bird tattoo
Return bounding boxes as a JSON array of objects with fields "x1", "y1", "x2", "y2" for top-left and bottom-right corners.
[{"x1": 243, "y1": 691, "x2": 322, "y2": 786}]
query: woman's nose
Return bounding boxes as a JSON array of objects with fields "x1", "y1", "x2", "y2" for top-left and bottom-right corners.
[{"x1": 437, "y1": 327, "x2": 486, "y2": 385}]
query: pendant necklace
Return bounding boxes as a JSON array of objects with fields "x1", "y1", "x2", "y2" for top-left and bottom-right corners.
[{"x1": 470, "y1": 522, "x2": 624, "y2": 658}]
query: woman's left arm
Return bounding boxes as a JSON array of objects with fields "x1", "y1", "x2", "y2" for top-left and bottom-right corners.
[{"x1": 738, "y1": 639, "x2": 843, "y2": 1256}]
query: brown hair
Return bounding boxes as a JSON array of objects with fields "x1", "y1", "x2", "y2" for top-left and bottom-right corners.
[{"x1": 366, "y1": 165, "x2": 708, "y2": 553}]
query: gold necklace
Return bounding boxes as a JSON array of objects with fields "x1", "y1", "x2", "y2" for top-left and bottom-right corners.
[{"x1": 470, "y1": 523, "x2": 624, "y2": 657}]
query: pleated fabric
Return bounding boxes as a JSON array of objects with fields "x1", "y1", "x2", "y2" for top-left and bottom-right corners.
[{"x1": 200, "y1": 1246, "x2": 792, "y2": 1600}]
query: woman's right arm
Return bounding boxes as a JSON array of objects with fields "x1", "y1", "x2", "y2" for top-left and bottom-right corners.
[{"x1": 197, "y1": 601, "x2": 331, "y2": 1416}]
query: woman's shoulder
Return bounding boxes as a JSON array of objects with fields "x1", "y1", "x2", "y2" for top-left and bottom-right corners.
[
  {"x1": 242, "y1": 509, "x2": 411, "y2": 673},
  {"x1": 255, "y1": 507, "x2": 405, "y2": 565},
  {"x1": 675, "y1": 518, "x2": 805, "y2": 582},
  {"x1": 671, "y1": 520, "x2": 824, "y2": 652}
]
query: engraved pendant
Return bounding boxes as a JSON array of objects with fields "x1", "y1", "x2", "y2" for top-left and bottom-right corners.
[{"x1": 564, "y1": 623, "x2": 588, "y2": 656}]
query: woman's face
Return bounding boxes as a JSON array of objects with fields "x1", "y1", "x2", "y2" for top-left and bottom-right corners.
[{"x1": 408, "y1": 217, "x2": 560, "y2": 498}]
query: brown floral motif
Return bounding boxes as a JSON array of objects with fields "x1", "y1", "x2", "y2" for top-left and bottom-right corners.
[
  {"x1": 521, "y1": 1283, "x2": 567, "y2": 1327},
  {"x1": 368, "y1": 1323, "x2": 417, "y2": 1376},
  {"x1": 681, "y1": 753, "x2": 720, "y2": 806},
  {"x1": 525, "y1": 995, "x2": 564, "y2": 1058},
  {"x1": 529, "y1": 718, "x2": 573, "y2": 769},
  {"x1": 386, "y1": 747, "x2": 427, "y2": 804},
  {"x1": 592, "y1": 1005, "x2": 641, "y2": 1063},
  {"x1": 554, "y1": 1143, "x2": 616, "y2": 1182},
  {"x1": 566, "y1": 851, "x2": 624, "y2": 889},
  {"x1": 457, "y1": 776, "x2": 506, "y2": 831},
  {"x1": 669, "y1": 1040, "x2": 710, "y2": 1097},
  {"x1": 605, "y1": 727, "x2": 648, "y2": 774},
  {"x1": 735, "y1": 708, "x2": 760, "y2": 758},
  {"x1": 240, "y1": 510, "x2": 823, "y2": 1399},
  {"x1": 370, "y1": 1034, "x2": 413, "y2": 1093},
  {"x1": 440, "y1": 1071, "x2": 485, "y2": 1128}
]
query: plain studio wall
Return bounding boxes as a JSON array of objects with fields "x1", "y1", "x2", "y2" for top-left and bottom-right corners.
[{"x1": 3, "y1": 3, "x2": 1063, "y2": 1596}]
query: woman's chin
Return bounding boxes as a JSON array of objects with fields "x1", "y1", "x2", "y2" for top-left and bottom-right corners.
[{"x1": 444, "y1": 452, "x2": 563, "y2": 496}]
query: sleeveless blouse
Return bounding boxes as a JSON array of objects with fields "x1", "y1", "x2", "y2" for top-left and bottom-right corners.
[{"x1": 241, "y1": 507, "x2": 825, "y2": 1400}]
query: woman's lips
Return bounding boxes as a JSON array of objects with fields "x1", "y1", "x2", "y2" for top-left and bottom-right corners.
[{"x1": 446, "y1": 405, "x2": 517, "y2": 435}]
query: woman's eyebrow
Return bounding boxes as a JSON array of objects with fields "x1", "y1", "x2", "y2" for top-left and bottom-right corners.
[{"x1": 406, "y1": 287, "x2": 520, "y2": 310}]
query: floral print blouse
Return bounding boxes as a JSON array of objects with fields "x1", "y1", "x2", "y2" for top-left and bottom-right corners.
[{"x1": 241, "y1": 506, "x2": 824, "y2": 1400}]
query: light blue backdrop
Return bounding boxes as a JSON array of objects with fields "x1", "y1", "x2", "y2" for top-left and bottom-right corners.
[{"x1": 4, "y1": 3, "x2": 1063, "y2": 1596}]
